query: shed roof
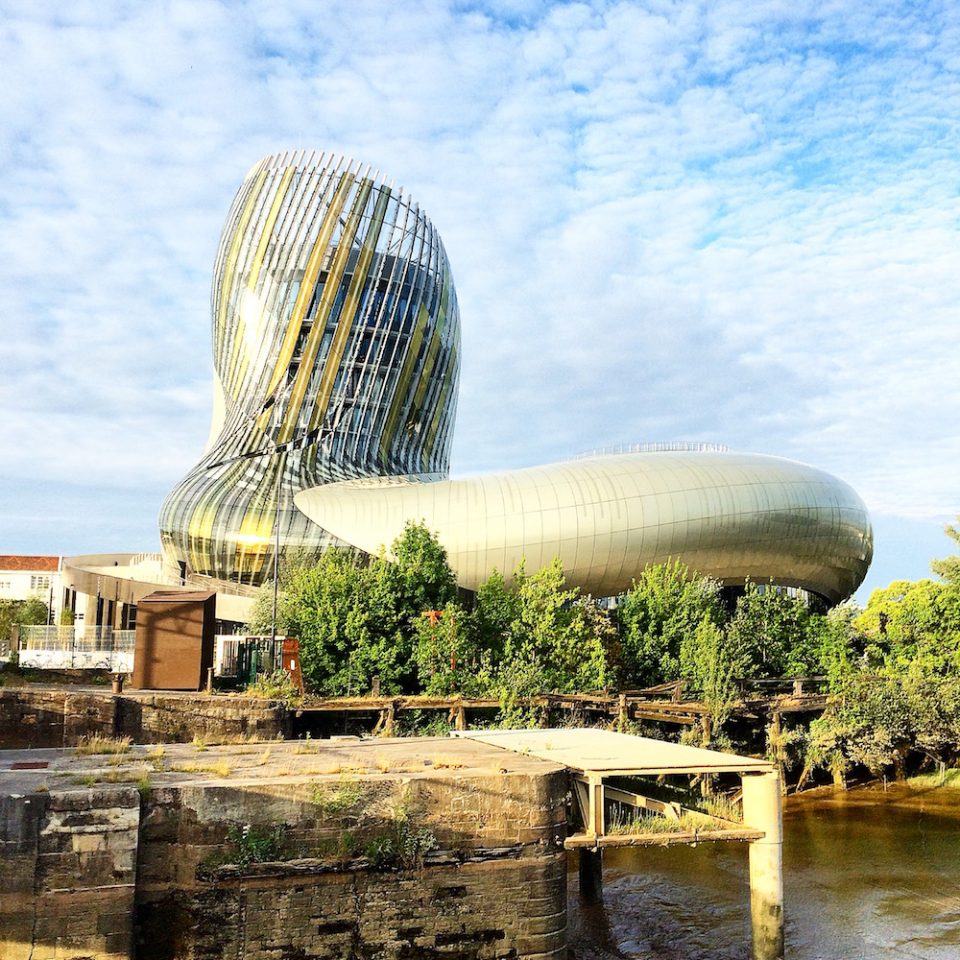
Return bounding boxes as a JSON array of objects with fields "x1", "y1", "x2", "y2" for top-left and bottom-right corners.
[{"x1": 0, "y1": 556, "x2": 60, "y2": 573}]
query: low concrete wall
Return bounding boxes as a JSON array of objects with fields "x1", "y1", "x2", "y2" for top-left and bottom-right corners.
[{"x1": 0, "y1": 689, "x2": 288, "y2": 748}]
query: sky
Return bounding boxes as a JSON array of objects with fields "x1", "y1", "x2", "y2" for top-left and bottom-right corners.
[{"x1": 1, "y1": 0, "x2": 958, "y2": 602}]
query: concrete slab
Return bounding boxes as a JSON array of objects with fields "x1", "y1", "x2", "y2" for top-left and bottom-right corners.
[
  {"x1": 454, "y1": 727, "x2": 773, "y2": 776},
  {"x1": 0, "y1": 736, "x2": 564, "y2": 797}
]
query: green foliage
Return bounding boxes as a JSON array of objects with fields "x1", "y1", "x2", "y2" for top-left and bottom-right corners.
[
  {"x1": 363, "y1": 819, "x2": 438, "y2": 870},
  {"x1": 413, "y1": 602, "x2": 481, "y2": 696},
  {"x1": 0, "y1": 597, "x2": 50, "y2": 645},
  {"x1": 725, "y1": 582, "x2": 816, "y2": 678},
  {"x1": 931, "y1": 517, "x2": 960, "y2": 585},
  {"x1": 249, "y1": 522, "x2": 459, "y2": 696},
  {"x1": 413, "y1": 559, "x2": 613, "y2": 704},
  {"x1": 618, "y1": 560, "x2": 724, "y2": 686},
  {"x1": 245, "y1": 668, "x2": 301, "y2": 706},
  {"x1": 680, "y1": 616, "x2": 743, "y2": 733},
  {"x1": 802, "y1": 672, "x2": 960, "y2": 785},
  {"x1": 855, "y1": 579, "x2": 960, "y2": 677},
  {"x1": 226, "y1": 823, "x2": 286, "y2": 867}
]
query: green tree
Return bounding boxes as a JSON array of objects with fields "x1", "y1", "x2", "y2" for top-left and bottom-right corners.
[
  {"x1": 617, "y1": 560, "x2": 724, "y2": 687},
  {"x1": 815, "y1": 602, "x2": 866, "y2": 689},
  {"x1": 0, "y1": 597, "x2": 50, "y2": 649},
  {"x1": 931, "y1": 516, "x2": 960, "y2": 585},
  {"x1": 413, "y1": 602, "x2": 483, "y2": 695},
  {"x1": 725, "y1": 582, "x2": 815, "y2": 678},
  {"x1": 681, "y1": 615, "x2": 744, "y2": 743},
  {"x1": 855, "y1": 579, "x2": 960, "y2": 677},
  {"x1": 249, "y1": 522, "x2": 460, "y2": 695},
  {"x1": 503, "y1": 558, "x2": 611, "y2": 693}
]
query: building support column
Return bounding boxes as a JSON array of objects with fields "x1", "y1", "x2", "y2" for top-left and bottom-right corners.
[{"x1": 742, "y1": 770, "x2": 784, "y2": 960}]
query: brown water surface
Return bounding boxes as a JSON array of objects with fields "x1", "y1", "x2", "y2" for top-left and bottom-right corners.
[{"x1": 568, "y1": 785, "x2": 960, "y2": 960}]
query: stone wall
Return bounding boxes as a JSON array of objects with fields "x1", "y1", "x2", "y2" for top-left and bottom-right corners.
[
  {"x1": 0, "y1": 754, "x2": 569, "y2": 959},
  {"x1": 0, "y1": 786, "x2": 140, "y2": 960},
  {"x1": 0, "y1": 689, "x2": 288, "y2": 748},
  {"x1": 138, "y1": 855, "x2": 566, "y2": 960}
]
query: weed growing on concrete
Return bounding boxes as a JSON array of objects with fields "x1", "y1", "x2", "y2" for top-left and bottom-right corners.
[
  {"x1": 311, "y1": 778, "x2": 364, "y2": 814},
  {"x1": 146, "y1": 745, "x2": 167, "y2": 771},
  {"x1": 101, "y1": 767, "x2": 152, "y2": 785},
  {"x1": 171, "y1": 761, "x2": 233, "y2": 778},
  {"x1": 607, "y1": 809, "x2": 719, "y2": 835},
  {"x1": 75, "y1": 734, "x2": 132, "y2": 756},
  {"x1": 35, "y1": 783, "x2": 49, "y2": 793},
  {"x1": 256, "y1": 747, "x2": 273, "y2": 766},
  {"x1": 363, "y1": 820, "x2": 438, "y2": 870},
  {"x1": 316, "y1": 830, "x2": 360, "y2": 863},
  {"x1": 136, "y1": 776, "x2": 151, "y2": 797},
  {"x1": 192, "y1": 736, "x2": 208, "y2": 751},
  {"x1": 245, "y1": 670, "x2": 301, "y2": 707},
  {"x1": 227, "y1": 823, "x2": 286, "y2": 867},
  {"x1": 71, "y1": 773, "x2": 98, "y2": 786}
]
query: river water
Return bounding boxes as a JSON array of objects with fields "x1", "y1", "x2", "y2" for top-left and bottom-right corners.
[{"x1": 568, "y1": 785, "x2": 960, "y2": 960}]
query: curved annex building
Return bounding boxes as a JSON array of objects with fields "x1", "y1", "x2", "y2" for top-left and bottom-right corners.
[
  {"x1": 160, "y1": 152, "x2": 460, "y2": 584},
  {"x1": 295, "y1": 450, "x2": 871, "y2": 604},
  {"x1": 161, "y1": 151, "x2": 873, "y2": 603}
]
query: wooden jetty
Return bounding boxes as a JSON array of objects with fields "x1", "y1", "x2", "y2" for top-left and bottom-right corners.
[{"x1": 455, "y1": 727, "x2": 785, "y2": 960}]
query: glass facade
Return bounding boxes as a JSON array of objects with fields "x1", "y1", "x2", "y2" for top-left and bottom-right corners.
[{"x1": 159, "y1": 152, "x2": 460, "y2": 584}]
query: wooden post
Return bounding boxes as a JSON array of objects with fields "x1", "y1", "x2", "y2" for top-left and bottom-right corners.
[
  {"x1": 379, "y1": 700, "x2": 395, "y2": 737},
  {"x1": 578, "y1": 848, "x2": 603, "y2": 904},
  {"x1": 455, "y1": 702, "x2": 466, "y2": 731},
  {"x1": 371, "y1": 675, "x2": 380, "y2": 697},
  {"x1": 588, "y1": 774, "x2": 604, "y2": 837},
  {"x1": 617, "y1": 693, "x2": 628, "y2": 732},
  {"x1": 742, "y1": 770, "x2": 784, "y2": 960}
]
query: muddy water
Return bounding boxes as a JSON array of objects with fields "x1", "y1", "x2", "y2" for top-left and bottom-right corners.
[{"x1": 568, "y1": 786, "x2": 960, "y2": 960}]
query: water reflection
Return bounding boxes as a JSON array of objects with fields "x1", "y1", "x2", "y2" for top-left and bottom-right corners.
[{"x1": 568, "y1": 788, "x2": 960, "y2": 960}]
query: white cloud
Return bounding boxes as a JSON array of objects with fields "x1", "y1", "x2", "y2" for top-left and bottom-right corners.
[{"x1": 0, "y1": 0, "x2": 958, "y2": 591}]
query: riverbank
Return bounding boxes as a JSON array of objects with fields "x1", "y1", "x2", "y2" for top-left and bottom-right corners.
[{"x1": 788, "y1": 774, "x2": 960, "y2": 817}]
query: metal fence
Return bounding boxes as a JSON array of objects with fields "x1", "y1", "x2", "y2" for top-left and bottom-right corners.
[
  {"x1": 18, "y1": 625, "x2": 136, "y2": 672},
  {"x1": 214, "y1": 635, "x2": 283, "y2": 683}
]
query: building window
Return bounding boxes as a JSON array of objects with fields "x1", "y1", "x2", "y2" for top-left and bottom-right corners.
[{"x1": 30, "y1": 575, "x2": 51, "y2": 591}]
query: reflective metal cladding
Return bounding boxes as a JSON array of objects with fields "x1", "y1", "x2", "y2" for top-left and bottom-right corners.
[
  {"x1": 159, "y1": 152, "x2": 460, "y2": 584},
  {"x1": 295, "y1": 452, "x2": 873, "y2": 605},
  {"x1": 161, "y1": 150, "x2": 873, "y2": 602}
]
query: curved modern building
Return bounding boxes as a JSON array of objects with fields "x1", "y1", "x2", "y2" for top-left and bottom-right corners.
[
  {"x1": 160, "y1": 151, "x2": 460, "y2": 584},
  {"x1": 161, "y1": 151, "x2": 873, "y2": 603},
  {"x1": 295, "y1": 450, "x2": 871, "y2": 604}
]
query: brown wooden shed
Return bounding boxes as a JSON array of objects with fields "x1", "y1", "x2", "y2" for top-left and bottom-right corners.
[{"x1": 132, "y1": 590, "x2": 216, "y2": 691}]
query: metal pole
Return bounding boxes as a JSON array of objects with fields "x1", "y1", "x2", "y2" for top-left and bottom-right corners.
[{"x1": 271, "y1": 453, "x2": 281, "y2": 641}]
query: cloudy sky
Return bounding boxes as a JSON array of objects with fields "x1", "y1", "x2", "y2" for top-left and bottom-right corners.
[{"x1": 1, "y1": 0, "x2": 958, "y2": 600}]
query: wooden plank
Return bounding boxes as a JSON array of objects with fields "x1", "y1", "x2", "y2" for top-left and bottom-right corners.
[{"x1": 565, "y1": 828, "x2": 764, "y2": 850}]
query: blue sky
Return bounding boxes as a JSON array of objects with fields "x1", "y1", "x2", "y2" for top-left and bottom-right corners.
[{"x1": 1, "y1": 0, "x2": 958, "y2": 601}]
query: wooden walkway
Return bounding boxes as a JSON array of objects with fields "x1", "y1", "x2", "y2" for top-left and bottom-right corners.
[{"x1": 296, "y1": 678, "x2": 830, "y2": 734}]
